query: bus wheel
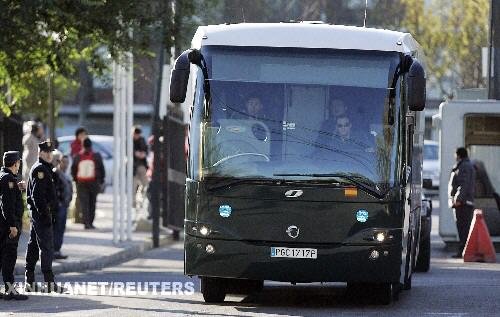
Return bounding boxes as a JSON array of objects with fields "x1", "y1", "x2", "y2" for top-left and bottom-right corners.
[
  {"x1": 201, "y1": 277, "x2": 226, "y2": 303},
  {"x1": 403, "y1": 232, "x2": 413, "y2": 290},
  {"x1": 415, "y1": 235, "x2": 431, "y2": 272},
  {"x1": 403, "y1": 272, "x2": 412, "y2": 290}
]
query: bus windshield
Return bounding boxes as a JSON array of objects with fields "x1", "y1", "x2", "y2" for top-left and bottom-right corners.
[{"x1": 192, "y1": 46, "x2": 402, "y2": 188}]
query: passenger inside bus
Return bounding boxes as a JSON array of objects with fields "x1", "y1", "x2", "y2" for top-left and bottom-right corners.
[
  {"x1": 332, "y1": 115, "x2": 374, "y2": 151},
  {"x1": 317, "y1": 99, "x2": 347, "y2": 136},
  {"x1": 314, "y1": 112, "x2": 374, "y2": 152}
]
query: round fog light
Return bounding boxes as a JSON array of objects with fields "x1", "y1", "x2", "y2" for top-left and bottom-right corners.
[
  {"x1": 205, "y1": 244, "x2": 215, "y2": 254},
  {"x1": 369, "y1": 250, "x2": 380, "y2": 260},
  {"x1": 375, "y1": 232, "x2": 386, "y2": 242}
]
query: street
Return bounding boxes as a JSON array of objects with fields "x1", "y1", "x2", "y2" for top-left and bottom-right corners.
[
  {"x1": 2, "y1": 200, "x2": 500, "y2": 316},
  {"x1": 3, "y1": 2, "x2": 500, "y2": 316}
]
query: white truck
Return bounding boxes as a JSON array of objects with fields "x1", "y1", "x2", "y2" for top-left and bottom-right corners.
[{"x1": 435, "y1": 100, "x2": 500, "y2": 244}]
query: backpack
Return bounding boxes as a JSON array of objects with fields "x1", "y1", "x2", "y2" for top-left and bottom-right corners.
[{"x1": 76, "y1": 151, "x2": 96, "y2": 182}]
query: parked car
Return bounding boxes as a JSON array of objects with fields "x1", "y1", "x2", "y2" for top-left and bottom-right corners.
[
  {"x1": 57, "y1": 135, "x2": 114, "y2": 185},
  {"x1": 423, "y1": 140, "x2": 440, "y2": 189},
  {"x1": 415, "y1": 193, "x2": 432, "y2": 272}
]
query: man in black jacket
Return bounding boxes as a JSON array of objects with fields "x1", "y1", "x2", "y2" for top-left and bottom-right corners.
[
  {"x1": 133, "y1": 126, "x2": 149, "y2": 208},
  {"x1": 449, "y1": 147, "x2": 476, "y2": 258},
  {"x1": 71, "y1": 138, "x2": 105, "y2": 229},
  {"x1": 25, "y1": 140, "x2": 61, "y2": 292},
  {"x1": 0, "y1": 151, "x2": 28, "y2": 300}
]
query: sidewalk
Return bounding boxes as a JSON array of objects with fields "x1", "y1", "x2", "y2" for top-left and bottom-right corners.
[{"x1": 14, "y1": 192, "x2": 173, "y2": 276}]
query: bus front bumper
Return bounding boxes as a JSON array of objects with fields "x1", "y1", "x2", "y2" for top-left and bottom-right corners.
[{"x1": 185, "y1": 235, "x2": 401, "y2": 283}]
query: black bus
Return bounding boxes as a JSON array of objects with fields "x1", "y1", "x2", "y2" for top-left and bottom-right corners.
[{"x1": 170, "y1": 23, "x2": 427, "y2": 304}]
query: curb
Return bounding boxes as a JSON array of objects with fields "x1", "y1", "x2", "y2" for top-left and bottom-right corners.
[{"x1": 14, "y1": 235, "x2": 174, "y2": 276}]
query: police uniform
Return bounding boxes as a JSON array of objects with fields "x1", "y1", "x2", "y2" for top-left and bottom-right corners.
[
  {"x1": 25, "y1": 141, "x2": 58, "y2": 289},
  {"x1": 449, "y1": 156, "x2": 476, "y2": 257},
  {"x1": 0, "y1": 151, "x2": 28, "y2": 300}
]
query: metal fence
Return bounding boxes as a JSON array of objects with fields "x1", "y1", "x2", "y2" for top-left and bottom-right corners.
[{"x1": 160, "y1": 110, "x2": 187, "y2": 231}]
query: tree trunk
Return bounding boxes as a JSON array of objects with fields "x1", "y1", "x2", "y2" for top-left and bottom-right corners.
[{"x1": 77, "y1": 61, "x2": 93, "y2": 127}]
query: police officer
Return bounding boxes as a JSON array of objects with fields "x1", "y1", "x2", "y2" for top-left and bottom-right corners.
[
  {"x1": 25, "y1": 141, "x2": 60, "y2": 292},
  {"x1": 449, "y1": 147, "x2": 476, "y2": 259},
  {"x1": 0, "y1": 151, "x2": 28, "y2": 300}
]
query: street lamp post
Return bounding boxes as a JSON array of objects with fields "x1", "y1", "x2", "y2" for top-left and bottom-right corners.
[{"x1": 48, "y1": 73, "x2": 56, "y2": 142}]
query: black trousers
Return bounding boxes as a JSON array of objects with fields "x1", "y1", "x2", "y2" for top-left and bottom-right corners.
[
  {"x1": 454, "y1": 205, "x2": 474, "y2": 252},
  {"x1": 0, "y1": 227, "x2": 20, "y2": 287},
  {"x1": 77, "y1": 182, "x2": 99, "y2": 227},
  {"x1": 25, "y1": 219, "x2": 54, "y2": 282}
]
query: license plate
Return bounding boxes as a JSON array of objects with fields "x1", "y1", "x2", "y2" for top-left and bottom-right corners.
[{"x1": 270, "y1": 247, "x2": 317, "y2": 259}]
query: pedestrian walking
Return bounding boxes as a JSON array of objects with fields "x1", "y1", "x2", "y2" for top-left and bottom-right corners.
[
  {"x1": 70, "y1": 127, "x2": 88, "y2": 225},
  {"x1": 133, "y1": 126, "x2": 149, "y2": 208},
  {"x1": 0, "y1": 151, "x2": 28, "y2": 300},
  {"x1": 71, "y1": 138, "x2": 105, "y2": 229},
  {"x1": 25, "y1": 140, "x2": 61, "y2": 292},
  {"x1": 52, "y1": 151, "x2": 72, "y2": 259},
  {"x1": 448, "y1": 147, "x2": 476, "y2": 258},
  {"x1": 22, "y1": 122, "x2": 44, "y2": 181}
]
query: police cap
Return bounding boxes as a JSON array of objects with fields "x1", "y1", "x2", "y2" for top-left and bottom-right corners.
[
  {"x1": 38, "y1": 140, "x2": 55, "y2": 153},
  {"x1": 3, "y1": 151, "x2": 21, "y2": 166}
]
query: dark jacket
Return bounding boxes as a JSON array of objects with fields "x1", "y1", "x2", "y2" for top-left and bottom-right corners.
[
  {"x1": 27, "y1": 158, "x2": 57, "y2": 219},
  {"x1": 54, "y1": 169, "x2": 73, "y2": 208},
  {"x1": 133, "y1": 136, "x2": 148, "y2": 172},
  {"x1": 449, "y1": 158, "x2": 476, "y2": 205},
  {"x1": 71, "y1": 150, "x2": 105, "y2": 185},
  {"x1": 0, "y1": 167, "x2": 24, "y2": 230}
]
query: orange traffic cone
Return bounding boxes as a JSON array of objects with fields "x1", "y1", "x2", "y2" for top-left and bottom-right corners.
[{"x1": 463, "y1": 209, "x2": 497, "y2": 263}]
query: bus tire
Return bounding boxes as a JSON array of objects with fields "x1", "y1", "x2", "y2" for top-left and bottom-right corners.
[
  {"x1": 403, "y1": 231, "x2": 413, "y2": 290},
  {"x1": 201, "y1": 277, "x2": 226, "y2": 303},
  {"x1": 415, "y1": 235, "x2": 431, "y2": 272}
]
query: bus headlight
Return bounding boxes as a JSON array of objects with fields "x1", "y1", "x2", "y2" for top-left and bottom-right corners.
[
  {"x1": 199, "y1": 225, "x2": 210, "y2": 236},
  {"x1": 375, "y1": 232, "x2": 386, "y2": 242}
]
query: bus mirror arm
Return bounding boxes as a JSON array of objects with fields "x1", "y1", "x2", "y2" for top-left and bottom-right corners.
[
  {"x1": 170, "y1": 49, "x2": 192, "y2": 103},
  {"x1": 188, "y1": 49, "x2": 211, "y2": 115},
  {"x1": 170, "y1": 49, "x2": 211, "y2": 109},
  {"x1": 386, "y1": 56, "x2": 408, "y2": 125}
]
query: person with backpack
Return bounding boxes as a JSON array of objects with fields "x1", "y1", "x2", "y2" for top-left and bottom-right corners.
[{"x1": 71, "y1": 138, "x2": 105, "y2": 230}]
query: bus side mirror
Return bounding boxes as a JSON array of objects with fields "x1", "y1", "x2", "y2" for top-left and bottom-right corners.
[
  {"x1": 407, "y1": 60, "x2": 426, "y2": 111},
  {"x1": 170, "y1": 49, "x2": 192, "y2": 103}
]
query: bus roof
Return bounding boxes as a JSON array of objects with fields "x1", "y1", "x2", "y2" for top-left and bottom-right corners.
[{"x1": 192, "y1": 23, "x2": 420, "y2": 54}]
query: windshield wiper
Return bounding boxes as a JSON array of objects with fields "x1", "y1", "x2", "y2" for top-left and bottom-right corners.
[
  {"x1": 273, "y1": 173, "x2": 385, "y2": 198},
  {"x1": 204, "y1": 176, "x2": 274, "y2": 191}
]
